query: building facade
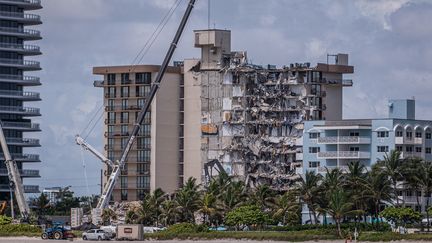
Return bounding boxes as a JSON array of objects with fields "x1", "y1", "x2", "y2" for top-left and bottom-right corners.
[
  {"x1": 302, "y1": 99, "x2": 432, "y2": 222},
  {"x1": 93, "y1": 65, "x2": 181, "y2": 201},
  {"x1": 182, "y1": 29, "x2": 354, "y2": 190},
  {"x1": 0, "y1": 0, "x2": 42, "y2": 199}
]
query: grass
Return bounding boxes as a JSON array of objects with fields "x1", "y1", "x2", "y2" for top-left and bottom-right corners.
[
  {"x1": 359, "y1": 231, "x2": 432, "y2": 242},
  {"x1": 0, "y1": 224, "x2": 41, "y2": 237}
]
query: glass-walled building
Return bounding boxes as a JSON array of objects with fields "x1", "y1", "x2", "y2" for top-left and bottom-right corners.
[{"x1": 0, "y1": 0, "x2": 42, "y2": 198}]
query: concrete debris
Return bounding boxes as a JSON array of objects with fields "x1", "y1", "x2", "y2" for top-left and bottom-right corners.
[{"x1": 199, "y1": 51, "x2": 327, "y2": 191}]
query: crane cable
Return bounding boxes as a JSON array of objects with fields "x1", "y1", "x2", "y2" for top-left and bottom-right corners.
[{"x1": 80, "y1": 146, "x2": 91, "y2": 196}]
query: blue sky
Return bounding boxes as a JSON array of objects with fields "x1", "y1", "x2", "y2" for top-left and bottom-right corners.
[{"x1": 24, "y1": 0, "x2": 432, "y2": 196}]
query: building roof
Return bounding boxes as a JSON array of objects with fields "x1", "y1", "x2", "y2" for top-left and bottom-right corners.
[{"x1": 93, "y1": 65, "x2": 181, "y2": 75}]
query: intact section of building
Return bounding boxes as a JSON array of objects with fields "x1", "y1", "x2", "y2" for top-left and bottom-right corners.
[
  {"x1": 0, "y1": 0, "x2": 42, "y2": 198},
  {"x1": 183, "y1": 29, "x2": 354, "y2": 190},
  {"x1": 93, "y1": 65, "x2": 181, "y2": 201},
  {"x1": 303, "y1": 99, "x2": 432, "y2": 215}
]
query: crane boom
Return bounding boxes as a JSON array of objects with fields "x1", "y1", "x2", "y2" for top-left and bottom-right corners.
[
  {"x1": 75, "y1": 135, "x2": 115, "y2": 168},
  {"x1": 0, "y1": 122, "x2": 30, "y2": 219},
  {"x1": 96, "y1": 0, "x2": 197, "y2": 209}
]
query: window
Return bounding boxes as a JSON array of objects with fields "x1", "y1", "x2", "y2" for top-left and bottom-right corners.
[
  {"x1": 416, "y1": 132, "x2": 422, "y2": 138},
  {"x1": 137, "y1": 98, "x2": 145, "y2": 108},
  {"x1": 396, "y1": 146, "x2": 403, "y2": 152},
  {"x1": 309, "y1": 147, "x2": 320, "y2": 153},
  {"x1": 107, "y1": 74, "x2": 116, "y2": 85},
  {"x1": 139, "y1": 124, "x2": 150, "y2": 136},
  {"x1": 309, "y1": 161, "x2": 320, "y2": 168},
  {"x1": 121, "y1": 125, "x2": 128, "y2": 135},
  {"x1": 406, "y1": 190, "x2": 413, "y2": 197},
  {"x1": 121, "y1": 99, "x2": 128, "y2": 110},
  {"x1": 137, "y1": 176, "x2": 150, "y2": 189},
  {"x1": 137, "y1": 163, "x2": 149, "y2": 174},
  {"x1": 107, "y1": 112, "x2": 116, "y2": 124},
  {"x1": 107, "y1": 99, "x2": 114, "y2": 110},
  {"x1": 137, "y1": 189, "x2": 146, "y2": 200},
  {"x1": 416, "y1": 147, "x2": 422, "y2": 153},
  {"x1": 311, "y1": 71, "x2": 321, "y2": 82},
  {"x1": 120, "y1": 112, "x2": 129, "y2": 123},
  {"x1": 309, "y1": 132, "x2": 320, "y2": 139},
  {"x1": 137, "y1": 150, "x2": 151, "y2": 162},
  {"x1": 350, "y1": 147, "x2": 360, "y2": 152},
  {"x1": 406, "y1": 131, "x2": 412, "y2": 138},
  {"x1": 120, "y1": 176, "x2": 128, "y2": 188},
  {"x1": 377, "y1": 146, "x2": 389, "y2": 152},
  {"x1": 377, "y1": 131, "x2": 389, "y2": 138},
  {"x1": 121, "y1": 138, "x2": 128, "y2": 149},
  {"x1": 137, "y1": 137, "x2": 151, "y2": 149},
  {"x1": 107, "y1": 87, "x2": 116, "y2": 98},
  {"x1": 396, "y1": 131, "x2": 403, "y2": 137},
  {"x1": 349, "y1": 132, "x2": 359, "y2": 137},
  {"x1": 406, "y1": 146, "x2": 413, "y2": 152},
  {"x1": 121, "y1": 73, "x2": 130, "y2": 84},
  {"x1": 427, "y1": 133, "x2": 432, "y2": 139},
  {"x1": 121, "y1": 87, "x2": 129, "y2": 97},
  {"x1": 107, "y1": 138, "x2": 114, "y2": 149},
  {"x1": 121, "y1": 189, "x2": 128, "y2": 201},
  {"x1": 135, "y1": 72, "x2": 151, "y2": 84},
  {"x1": 426, "y1": 147, "x2": 431, "y2": 154}
]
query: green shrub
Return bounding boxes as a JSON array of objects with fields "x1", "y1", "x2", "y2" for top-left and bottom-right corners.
[
  {"x1": 225, "y1": 205, "x2": 270, "y2": 229},
  {"x1": 0, "y1": 224, "x2": 42, "y2": 236},
  {"x1": 0, "y1": 215, "x2": 12, "y2": 225},
  {"x1": 165, "y1": 223, "x2": 208, "y2": 234},
  {"x1": 271, "y1": 222, "x2": 390, "y2": 232}
]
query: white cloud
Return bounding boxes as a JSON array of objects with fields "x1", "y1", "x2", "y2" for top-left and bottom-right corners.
[
  {"x1": 354, "y1": 0, "x2": 410, "y2": 30},
  {"x1": 149, "y1": 0, "x2": 177, "y2": 10},
  {"x1": 305, "y1": 39, "x2": 327, "y2": 60}
]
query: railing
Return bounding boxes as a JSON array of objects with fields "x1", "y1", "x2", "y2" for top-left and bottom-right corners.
[
  {"x1": 6, "y1": 137, "x2": 40, "y2": 145},
  {"x1": 0, "y1": 11, "x2": 40, "y2": 21},
  {"x1": 0, "y1": 153, "x2": 40, "y2": 161},
  {"x1": 105, "y1": 105, "x2": 142, "y2": 111},
  {"x1": 2, "y1": 121, "x2": 40, "y2": 130},
  {"x1": 0, "y1": 0, "x2": 41, "y2": 4},
  {"x1": 0, "y1": 169, "x2": 39, "y2": 176},
  {"x1": 0, "y1": 106, "x2": 40, "y2": 115},
  {"x1": 0, "y1": 74, "x2": 39, "y2": 83},
  {"x1": 0, "y1": 26, "x2": 40, "y2": 37},
  {"x1": 0, "y1": 90, "x2": 39, "y2": 99},
  {"x1": 317, "y1": 151, "x2": 371, "y2": 158},
  {"x1": 0, "y1": 43, "x2": 40, "y2": 53},
  {"x1": 317, "y1": 136, "x2": 371, "y2": 144},
  {"x1": 24, "y1": 185, "x2": 39, "y2": 193},
  {"x1": 0, "y1": 58, "x2": 39, "y2": 67}
]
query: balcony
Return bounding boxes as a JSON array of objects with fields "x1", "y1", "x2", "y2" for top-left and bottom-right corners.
[
  {"x1": 0, "y1": 106, "x2": 40, "y2": 116},
  {"x1": 2, "y1": 121, "x2": 40, "y2": 131},
  {"x1": 0, "y1": 27, "x2": 41, "y2": 40},
  {"x1": 0, "y1": 153, "x2": 40, "y2": 162},
  {"x1": 6, "y1": 137, "x2": 40, "y2": 147},
  {"x1": 0, "y1": 169, "x2": 39, "y2": 177},
  {"x1": 317, "y1": 151, "x2": 371, "y2": 159},
  {"x1": 396, "y1": 137, "x2": 423, "y2": 145},
  {"x1": 317, "y1": 136, "x2": 371, "y2": 144},
  {"x1": 326, "y1": 79, "x2": 353, "y2": 87},
  {"x1": 399, "y1": 152, "x2": 422, "y2": 159},
  {"x1": 0, "y1": 43, "x2": 41, "y2": 55},
  {"x1": 0, "y1": 58, "x2": 41, "y2": 70},
  {"x1": 0, "y1": 90, "x2": 40, "y2": 101},
  {"x1": 105, "y1": 105, "x2": 142, "y2": 111},
  {"x1": 0, "y1": 74, "x2": 40, "y2": 86},
  {"x1": 0, "y1": 184, "x2": 39, "y2": 193},
  {"x1": 0, "y1": 0, "x2": 42, "y2": 10},
  {"x1": 0, "y1": 11, "x2": 41, "y2": 25}
]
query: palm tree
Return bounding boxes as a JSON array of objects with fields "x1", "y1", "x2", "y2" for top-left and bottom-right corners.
[
  {"x1": 402, "y1": 158, "x2": 423, "y2": 211},
  {"x1": 375, "y1": 150, "x2": 404, "y2": 205},
  {"x1": 138, "y1": 194, "x2": 157, "y2": 225},
  {"x1": 198, "y1": 192, "x2": 221, "y2": 224},
  {"x1": 299, "y1": 171, "x2": 322, "y2": 224},
  {"x1": 220, "y1": 180, "x2": 246, "y2": 214},
  {"x1": 364, "y1": 168, "x2": 393, "y2": 218},
  {"x1": 160, "y1": 199, "x2": 178, "y2": 226},
  {"x1": 345, "y1": 161, "x2": 369, "y2": 221},
  {"x1": 249, "y1": 184, "x2": 275, "y2": 211},
  {"x1": 101, "y1": 208, "x2": 117, "y2": 225},
  {"x1": 273, "y1": 190, "x2": 300, "y2": 225},
  {"x1": 125, "y1": 210, "x2": 138, "y2": 224},
  {"x1": 325, "y1": 189, "x2": 362, "y2": 238},
  {"x1": 409, "y1": 160, "x2": 432, "y2": 231},
  {"x1": 175, "y1": 177, "x2": 200, "y2": 223}
]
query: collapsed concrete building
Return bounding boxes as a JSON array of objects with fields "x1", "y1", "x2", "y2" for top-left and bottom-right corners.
[{"x1": 182, "y1": 29, "x2": 354, "y2": 190}]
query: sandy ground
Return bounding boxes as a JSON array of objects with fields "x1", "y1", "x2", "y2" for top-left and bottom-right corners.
[{"x1": 0, "y1": 238, "x2": 431, "y2": 243}]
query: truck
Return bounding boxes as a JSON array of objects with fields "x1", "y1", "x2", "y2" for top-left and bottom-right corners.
[{"x1": 116, "y1": 224, "x2": 144, "y2": 241}]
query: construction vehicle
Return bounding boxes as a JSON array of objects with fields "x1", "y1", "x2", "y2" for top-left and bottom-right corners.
[
  {"x1": 0, "y1": 122, "x2": 30, "y2": 221},
  {"x1": 76, "y1": 0, "x2": 197, "y2": 218},
  {"x1": 41, "y1": 223, "x2": 75, "y2": 240}
]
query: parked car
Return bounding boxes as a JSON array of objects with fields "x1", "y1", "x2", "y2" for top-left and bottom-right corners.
[{"x1": 82, "y1": 229, "x2": 111, "y2": 241}]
